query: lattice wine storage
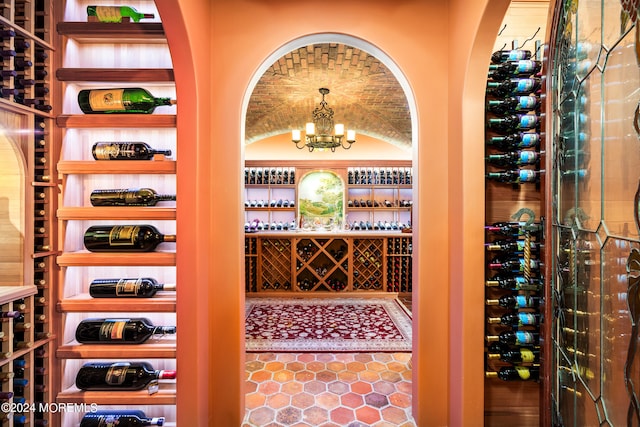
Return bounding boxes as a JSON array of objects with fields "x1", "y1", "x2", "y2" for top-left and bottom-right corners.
[
  {"x1": 258, "y1": 238, "x2": 292, "y2": 291},
  {"x1": 352, "y1": 238, "x2": 384, "y2": 291}
]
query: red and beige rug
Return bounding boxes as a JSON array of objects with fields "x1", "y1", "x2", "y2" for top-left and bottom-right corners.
[{"x1": 245, "y1": 297, "x2": 412, "y2": 352}]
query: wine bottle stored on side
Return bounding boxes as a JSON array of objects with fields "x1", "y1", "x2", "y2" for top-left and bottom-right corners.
[
  {"x1": 488, "y1": 60, "x2": 542, "y2": 80},
  {"x1": 75, "y1": 318, "x2": 176, "y2": 344},
  {"x1": 490, "y1": 49, "x2": 532, "y2": 64},
  {"x1": 486, "y1": 133, "x2": 540, "y2": 150},
  {"x1": 487, "y1": 312, "x2": 543, "y2": 327},
  {"x1": 486, "y1": 330, "x2": 540, "y2": 346},
  {"x1": 485, "y1": 240, "x2": 540, "y2": 253},
  {"x1": 81, "y1": 413, "x2": 165, "y2": 427},
  {"x1": 92, "y1": 142, "x2": 172, "y2": 160},
  {"x1": 486, "y1": 114, "x2": 539, "y2": 134},
  {"x1": 83, "y1": 224, "x2": 176, "y2": 252},
  {"x1": 487, "y1": 256, "x2": 541, "y2": 273},
  {"x1": 486, "y1": 96, "x2": 540, "y2": 114},
  {"x1": 78, "y1": 88, "x2": 176, "y2": 114},
  {"x1": 485, "y1": 151, "x2": 540, "y2": 167},
  {"x1": 486, "y1": 295, "x2": 542, "y2": 309},
  {"x1": 90, "y1": 188, "x2": 176, "y2": 206},
  {"x1": 485, "y1": 366, "x2": 540, "y2": 381},
  {"x1": 486, "y1": 169, "x2": 542, "y2": 184},
  {"x1": 485, "y1": 276, "x2": 542, "y2": 291},
  {"x1": 486, "y1": 78, "x2": 541, "y2": 97},
  {"x1": 75, "y1": 361, "x2": 176, "y2": 391},
  {"x1": 86, "y1": 5, "x2": 155, "y2": 22},
  {"x1": 89, "y1": 278, "x2": 176, "y2": 298},
  {"x1": 487, "y1": 346, "x2": 540, "y2": 364}
]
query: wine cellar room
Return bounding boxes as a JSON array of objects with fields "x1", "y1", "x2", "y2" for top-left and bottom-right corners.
[{"x1": 0, "y1": 0, "x2": 638, "y2": 426}]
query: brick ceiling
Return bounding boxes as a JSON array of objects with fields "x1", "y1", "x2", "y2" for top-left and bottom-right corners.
[{"x1": 245, "y1": 43, "x2": 411, "y2": 149}]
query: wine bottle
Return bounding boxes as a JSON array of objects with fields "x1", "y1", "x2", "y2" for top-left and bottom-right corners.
[
  {"x1": 78, "y1": 88, "x2": 176, "y2": 114},
  {"x1": 486, "y1": 133, "x2": 540, "y2": 150},
  {"x1": 485, "y1": 151, "x2": 540, "y2": 167},
  {"x1": 488, "y1": 60, "x2": 542, "y2": 80},
  {"x1": 92, "y1": 142, "x2": 172, "y2": 160},
  {"x1": 486, "y1": 295, "x2": 542, "y2": 309},
  {"x1": 486, "y1": 330, "x2": 540, "y2": 346},
  {"x1": 485, "y1": 240, "x2": 540, "y2": 252},
  {"x1": 486, "y1": 169, "x2": 541, "y2": 184},
  {"x1": 487, "y1": 256, "x2": 541, "y2": 273},
  {"x1": 485, "y1": 276, "x2": 542, "y2": 291},
  {"x1": 86, "y1": 5, "x2": 155, "y2": 22},
  {"x1": 75, "y1": 318, "x2": 176, "y2": 344},
  {"x1": 83, "y1": 224, "x2": 176, "y2": 252},
  {"x1": 486, "y1": 96, "x2": 539, "y2": 114},
  {"x1": 490, "y1": 49, "x2": 532, "y2": 64},
  {"x1": 486, "y1": 114, "x2": 539, "y2": 133},
  {"x1": 485, "y1": 366, "x2": 540, "y2": 381},
  {"x1": 75, "y1": 361, "x2": 176, "y2": 391},
  {"x1": 89, "y1": 278, "x2": 176, "y2": 298},
  {"x1": 81, "y1": 413, "x2": 165, "y2": 427},
  {"x1": 485, "y1": 221, "x2": 541, "y2": 236},
  {"x1": 487, "y1": 346, "x2": 540, "y2": 364},
  {"x1": 90, "y1": 188, "x2": 176, "y2": 206},
  {"x1": 486, "y1": 78, "x2": 541, "y2": 96},
  {"x1": 487, "y1": 312, "x2": 542, "y2": 327}
]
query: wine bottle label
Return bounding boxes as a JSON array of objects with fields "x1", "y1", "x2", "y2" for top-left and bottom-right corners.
[
  {"x1": 93, "y1": 143, "x2": 120, "y2": 159},
  {"x1": 518, "y1": 169, "x2": 537, "y2": 182},
  {"x1": 91, "y1": 6, "x2": 125, "y2": 22},
  {"x1": 95, "y1": 415, "x2": 119, "y2": 427},
  {"x1": 520, "y1": 348, "x2": 536, "y2": 363},
  {"x1": 520, "y1": 133, "x2": 539, "y2": 147},
  {"x1": 517, "y1": 312, "x2": 538, "y2": 326},
  {"x1": 147, "y1": 379, "x2": 159, "y2": 395},
  {"x1": 104, "y1": 362, "x2": 130, "y2": 385},
  {"x1": 518, "y1": 96, "x2": 538, "y2": 110},
  {"x1": 518, "y1": 151, "x2": 538, "y2": 164},
  {"x1": 99, "y1": 319, "x2": 129, "y2": 340},
  {"x1": 515, "y1": 60, "x2": 538, "y2": 74},
  {"x1": 515, "y1": 366, "x2": 532, "y2": 380},
  {"x1": 507, "y1": 51, "x2": 529, "y2": 61},
  {"x1": 515, "y1": 331, "x2": 536, "y2": 345},
  {"x1": 518, "y1": 114, "x2": 538, "y2": 128},
  {"x1": 108, "y1": 225, "x2": 139, "y2": 246},
  {"x1": 116, "y1": 279, "x2": 142, "y2": 296},
  {"x1": 515, "y1": 79, "x2": 536, "y2": 93},
  {"x1": 515, "y1": 295, "x2": 535, "y2": 308},
  {"x1": 88, "y1": 89, "x2": 126, "y2": 112}
]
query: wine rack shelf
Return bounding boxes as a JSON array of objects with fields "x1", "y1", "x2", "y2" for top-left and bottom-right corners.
[
  {"x1": 58, "y1": 160, "x2": 176, "y2": 174},
  {"x1": 246, "y1": 232, "x2": 412, "y2": 294},
  {"x1": 57, "y1": 252, "x2": 176, "y2": 267},
  {"x1": 0, "y1": 286, "x2": 38, "y2": 302},
  {"x1": 57, "y1": 295, "x2": 176, "y2": 312},
  {"x1": 56, "y1": 114, "x2": 176, "y2": 128},
  {"x1": 57, "y1": 384, "x2": 177, "y2": 405},
  {"x1": 56, "y1": 22, "x2": 166, "y2": 41},
  {"x1": 57, "y1": 207, "x2": 177, "y2": 220},
  {"x1": 57, "y1": 340, "x2": 177, "y2": 359},
  {"x1": 56, "y1": 68, "x2": 175, "y2": 82}
]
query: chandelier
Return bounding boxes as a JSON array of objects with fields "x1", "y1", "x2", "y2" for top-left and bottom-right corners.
[{"x1": 292, "y1": 88, "x2": 356, "y2": 152}]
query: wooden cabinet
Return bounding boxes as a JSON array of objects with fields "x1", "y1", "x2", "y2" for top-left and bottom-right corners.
[{"x1": 53, "y1": 2, "x2": 177, "y2": 425}]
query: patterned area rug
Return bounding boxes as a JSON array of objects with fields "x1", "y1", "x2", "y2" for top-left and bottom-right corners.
[{"x1": 245, "y1": 298, "x2": 412, "y2": 352}]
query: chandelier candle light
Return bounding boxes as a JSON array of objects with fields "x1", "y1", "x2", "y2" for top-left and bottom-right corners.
[{"x1": 292, "y1": 88, "x2": 356, "y2": 152}]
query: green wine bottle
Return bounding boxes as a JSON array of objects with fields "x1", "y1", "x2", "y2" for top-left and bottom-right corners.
[
  {"x1": 78, "y1": 88, "x2": 176, "y2": 114},
  {"x1": 87, "y1": 6, "x2": 155, "y2": 23}
]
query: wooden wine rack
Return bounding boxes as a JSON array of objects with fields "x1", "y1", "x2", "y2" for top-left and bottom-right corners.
[
  {"x1": 387, "y1": 236, "x2": 413, "y2": 293},
  {"x1": 245, "y1": 232, "x2": 411, "y2": 295}
]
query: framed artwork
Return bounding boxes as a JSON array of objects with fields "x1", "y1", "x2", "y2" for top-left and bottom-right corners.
[{"x1": 297, "y1": 170, "x2": 344, "y2": 231}]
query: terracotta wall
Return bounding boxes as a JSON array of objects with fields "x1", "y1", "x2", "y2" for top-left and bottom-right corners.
[{"x1": 155, "y1": 0, "x2": 514, "y2": 425}]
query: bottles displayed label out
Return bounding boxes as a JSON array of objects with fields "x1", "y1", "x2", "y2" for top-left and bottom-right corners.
[
  {"x1": 92, "y1": 142, "x2": 172, "y2": 160},
  {"x1": 83, "y1": 224, "x2": 176, "y2": 252},
  {"x1": 75, "y1": 361, "x2": 176, "y2": 391},
  {"x1": 486, "y1": 114, "x2": 539, "y2": 134},
  {"x1": 90, "y1": 188, "x2": 176, "y2": 206},
  {"x1": 81, "y1": 412, "x2": 165, "y2": 427},
  {"x1": 486, "y1": 169, "x2": 542, "y2": 184},
  {"x1": 78, "y1": 88, "x2": 176, "y2": 114},
  {"x1": 87, "y1": 5, "x2": 155, "y2": 23},
  {"x1": 490, "y1": 49, "x2": 532, "y2": 64},
  {"x1": 89, "y1": 278, "x2": 176, "y2": 298},
  {"x1": 75, "y1": 318, "x2": 176, "y2": 344}
]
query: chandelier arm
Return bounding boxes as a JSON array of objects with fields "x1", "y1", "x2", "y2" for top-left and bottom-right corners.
[{"x1": 293, "y1": 140, "x2": 307, "y2": 150}]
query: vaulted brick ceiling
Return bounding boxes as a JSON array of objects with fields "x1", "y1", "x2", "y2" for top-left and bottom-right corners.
[{"x1": 245, "y1": 43, "x2": 412, "y2": 149}]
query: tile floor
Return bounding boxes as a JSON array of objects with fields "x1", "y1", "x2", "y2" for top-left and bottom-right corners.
[{"x1": 243, "y1": 352, "x2": 416, "y2": 427}]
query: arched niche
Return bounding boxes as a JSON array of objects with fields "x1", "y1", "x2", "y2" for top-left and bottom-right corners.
[{"x1": 0, "y1": 111, "x2": 29, "y2": 286}]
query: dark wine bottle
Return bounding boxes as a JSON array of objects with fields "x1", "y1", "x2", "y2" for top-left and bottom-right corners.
[
  {"x1": 486, "y1": 96, "x2": 539, "y2": 114},
  {"x1": 485, "y1": 276, "x2": 542, "y2": 291},
  {"x1": 91, "y1": 142, "x2": 172, "y2": 160},
  {"x1": 486, "y1": 169, "x2": 541, "y2": 184},
  {"x1": 486, "y1": 78, "x2": 541, "y2": 96},
  {"x1": 89, "y1": 278, "x2": 176, "y2": 298},
  {"x1": 90, "y1": 188, "x2": 176, "y2": 206},
  {"x1": 484, "y1": 222, "x2": 541, "y2": 236},
  {"x1": 81, "y1": 413, "x2": 165, "y2": 426},
  {"x1": 487, "y1": 256, "x2": 541, "y2": 273},
  {"x1": 75, "y1": 361, "x2": 176, "y2": 391},
  {"x1": 83, "y1": 224, "x2": 176, "y2": 252},
  {"x1": 490, "y1": 49, "x2": 532, "y2": 64},
  {"x1": 78, "y1": 88, "x2": 176, "y2": 114},
  {"x1": 486, "y1": 330, "x2": 540, "y2": 346},
  {"x1": 485, "y1": 151, "x2": 540, "y2": 167},
  {"x1": 487, "y1": 347, "x2": 540, "y2": 364},
  {"x1": 487, "y1": 312, "x2": 542, "y2": 327},
  {"x1": 485, "y1": 366, "x2": 540, "y2": 381},
  {"x1": 486, "y1": 295, "x2": 542, "y2": 309},
  {"x1": 488, "y1": 60, "x2": 542, "y2": 80},
  {"x1": 486, "y1": 133, "x2": 540, "y2": 150},
  {"x1": 486, "y1": 114, "x2": 539, "y2": 133},
  {"x1": 485, "y1": 240, "x2": 540, "y2": 252},
  {"x1": 75, "y1": 318, "x2": 176, "y2": 344}
]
